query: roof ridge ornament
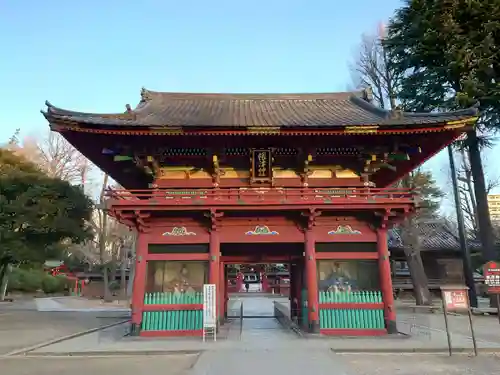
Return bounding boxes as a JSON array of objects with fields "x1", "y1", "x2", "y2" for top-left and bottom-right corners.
[
  {"x1": 363, "y1": 86, "x2": 374, "y2": 103},
  {"x1": 390, "y1": 105, "x2": 404, "y2": 120},
  {"x1": 140, "y1": 87, "x2": 153, "y2": 102}
]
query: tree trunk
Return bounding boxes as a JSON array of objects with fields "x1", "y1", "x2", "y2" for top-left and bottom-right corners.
[
  {"x1": 120, "y1": 249, "x2": 127, "y2": 299},
  {"x1": 103, "y1": 266, "x2": 112, "y2": 302},
  {"x1": 99, "y1": 173, "x2": 111, "y2": 301},
  {"x1": 401, "y1": 218, "x2": 432, "y2": 305},
  {"x1": 466, "y1": 130, "x2": 496, "y2": 262},
  {"x1": 0, "y1": 262, "x2": 11, "y2": 301}
]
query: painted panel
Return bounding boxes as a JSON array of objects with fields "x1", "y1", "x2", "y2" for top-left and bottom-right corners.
[
  {"x1": 313, "y1": 221, "x2": 376, "y2": 243},
  {"x1": 220, "y1": 223, "x2": 303, "y2": 243},
  {"x1": 147, "y1": 223, "x2": 209, "y2": 244}
]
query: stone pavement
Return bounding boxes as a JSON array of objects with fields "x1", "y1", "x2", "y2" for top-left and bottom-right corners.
[
  {"x1": 0, "y1": 310, "x2": 125, "y2": 355},
  {"x1": 337, "y1": 353, "x2": 500, "y2": 375},
  {"x1": 19, "y1": 295, "x2": 500, "y2": 357},
  {"x1": 0, "y1": 355, "x2": 197, "y2": 375},
  {"x1": 5, "y1": 295, "x2": 500, "y2": 375},
  {"x1": 35, "y1": 296, "x2": 131, "y2": 313}
]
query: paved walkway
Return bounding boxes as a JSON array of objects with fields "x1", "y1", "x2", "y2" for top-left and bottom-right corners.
[
  {"x1": 3, "y1": 296, "x2": 500, "y2": 374},
  {"x1": 35, "y1": 297, "x2": 130, "y2": 313},
  {"x1": 0, "y1": 310, "x2": 125, "y2": 355}
]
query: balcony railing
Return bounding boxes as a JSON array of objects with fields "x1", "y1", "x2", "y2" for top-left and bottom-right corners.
[{"x1": 105, "y1": 187, "x2": 417, "y2": 207}]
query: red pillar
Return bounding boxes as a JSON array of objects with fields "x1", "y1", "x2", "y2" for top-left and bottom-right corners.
[
  {"x1": 131, "y1": 231, "x2": 148, "y2": 335},
  {"x1": 262, "y1": 272, "x2": 269, "y2": 293},
  {"x1": 305, "y1": 229, "x2": 319, "y2": 333},
  {"x1": 377, "y1": 228, "x2": 397, "y2": 333},
  {"x1": 209, "y1": 230, "x2": 220, "y2": 322}
]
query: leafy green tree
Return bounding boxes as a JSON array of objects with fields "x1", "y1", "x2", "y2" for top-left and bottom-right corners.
[
  {"x1": 0, "y1": 148, "x2": 93, "y2": 294},
  {"x1": 384, "y1": 0, "x2": 500, "y2": 262}
]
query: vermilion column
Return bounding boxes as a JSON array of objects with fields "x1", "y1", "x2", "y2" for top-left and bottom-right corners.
[
  {"x1": 377, "y1": 228, "x2": 397, "y2": 333},
  {"x1": 305, "y1": 229, "x2": 319, "y2": 333},
  {"x1": 209, "y1": 229, "x2": 220, "y2": 323},
  {"x1": 130, "y1": 231, "x2": 148, "y2": 335}
]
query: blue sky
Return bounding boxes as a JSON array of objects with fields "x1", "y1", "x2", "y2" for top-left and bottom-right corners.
[{"x1": 1, "y1": 0, "x2": 498, "y2": 202}]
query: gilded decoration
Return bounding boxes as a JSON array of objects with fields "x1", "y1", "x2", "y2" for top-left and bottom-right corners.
[
  {"x1": 327, "y1": 225, "x2": 361, "y2": 235},
  {"x1": 251, "y1": 149, "x2": 272, "y2": 181},
  {"x1": 162, "y1": 227, "x2": 196, "y2": 236},
  {"x1": 245, "y1": 225, "x2": 279, "y2": 235}
]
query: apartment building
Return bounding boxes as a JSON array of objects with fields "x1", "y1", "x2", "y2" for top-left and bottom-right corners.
[{"x1": 487, "y1": 194, "x2": 500, "y2": 222}]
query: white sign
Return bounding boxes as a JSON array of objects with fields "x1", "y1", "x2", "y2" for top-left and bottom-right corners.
[{"x1": 203, "y1": 284, "x2": 217, "y2": 328}]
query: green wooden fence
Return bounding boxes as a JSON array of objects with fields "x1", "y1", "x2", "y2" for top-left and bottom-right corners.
[
  {"x1": 141, "y1": 292, "x2": 203, "y2": 332},
  {"x1": 319, "y1": 290, "x2": 384, "y2": 330}
]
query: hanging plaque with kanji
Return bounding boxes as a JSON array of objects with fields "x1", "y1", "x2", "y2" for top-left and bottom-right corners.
[{"x1": 251, "y1": 149, "x2": 272, "y2": 182}]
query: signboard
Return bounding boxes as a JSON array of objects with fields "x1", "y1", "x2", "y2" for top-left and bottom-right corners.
[
  {"x1": 203, "y1": 284, "x2": 217, "y2": 328},
  {"x1": 484, "y1": 261, "x2": 500, "y2": 293},
  {"x1": 251, "y1": 149, "x2": 272, "y2": 182},
  {"x1": 443, "y1": 289, "x2": 469, "y2": 311},
  {"x1": 439, "y1": 286, "x2": 477, "y2": 356}
]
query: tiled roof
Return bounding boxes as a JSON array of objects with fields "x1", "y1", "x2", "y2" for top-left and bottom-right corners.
[
  {"x1": 388, "y1": 221, "x2": 482, "y2": 251},
  {"x1": 42, "y1": 88, "x2": 478, "y2": 128}
]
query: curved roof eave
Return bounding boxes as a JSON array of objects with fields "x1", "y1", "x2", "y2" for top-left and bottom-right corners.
[{"x1": 42, "y1": 88, "x2": 480, "y2": 129}]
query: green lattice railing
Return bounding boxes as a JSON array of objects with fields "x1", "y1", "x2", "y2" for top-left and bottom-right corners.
[
  {"x1": 143, "y1": 292, "x2": 203, "y2": 305},
  {"x1": 319, "y1": 291, "x2": 385, "y2": 330},
  {"x1": 141, "y1": 292, "x2": 203, "y2": 332}
]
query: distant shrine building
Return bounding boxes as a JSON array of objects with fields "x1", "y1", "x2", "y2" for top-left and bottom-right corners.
[{"x1": 43, "y1": 88, "x2": 477, "y2": 336}]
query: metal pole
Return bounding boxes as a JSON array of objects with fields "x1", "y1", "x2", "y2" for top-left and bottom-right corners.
[
  {"x1": 467, "y1": 290, "x2": 478, "y2": 356},
  {"x1": 448, "y1": 146, "x2": 478, "y2": 307},
  {"x1": 441, "y1": 294, "x2": 453, "y2": 356}
]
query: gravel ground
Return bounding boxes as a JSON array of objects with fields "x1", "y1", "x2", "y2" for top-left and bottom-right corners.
[
  {"x1": 0, "y1": 311, "x2": 125, "y2": 355},
  {"x1": 0, "y1": 355, "x2": 198, "y2": 375},
  {"x1": 338, "y1": 353, "x2": 500, "y2": 375}
]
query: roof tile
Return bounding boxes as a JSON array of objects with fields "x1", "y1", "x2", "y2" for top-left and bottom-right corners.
[{"x1": 43, "y1": 89, "x2": 478, "y2": 128}]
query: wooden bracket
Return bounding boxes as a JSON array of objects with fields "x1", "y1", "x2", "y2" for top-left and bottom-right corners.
[
  {"x1": 205, "y1": 209, "x2": 224, "y2": 231},
  {"x1": 301, "y1": 208, "x2": 321, "y2": 230}
]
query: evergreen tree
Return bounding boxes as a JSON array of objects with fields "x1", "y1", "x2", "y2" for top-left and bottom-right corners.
[{"x1": 384, "y1": 0, "x2": 500, "y2": 262}]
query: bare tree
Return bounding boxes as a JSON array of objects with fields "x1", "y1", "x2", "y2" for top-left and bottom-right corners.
[
  {"x1": 352, "y1": 25, "x2": 432, "y2": 304},
  {"x1": 350, "y1": 23, "x2": 400, "y2": 110},
  {"x1": 442, "y1": 149, "x2": 500, "y2": 239},
  {"x1": 6, "y1": 129, "x2": 93, "y2": 187},
  {"x1": 457, "y1": 150, "x2": 500, "y2": 236},
  {"x1": 23, "y1": 132, "x2": 91, "y2": 185}
]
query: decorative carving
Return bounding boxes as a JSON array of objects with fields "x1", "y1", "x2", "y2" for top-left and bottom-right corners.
[
  {"x1": 212, "y1": 154, "x2": 220, "y2": 187},
  {"x1": 301, "y1": 208, "x2": 321, "y2": 230},
  {"x1": 245, "y1": 225, "x2": 279, "y2": 235},
  {"x1": 328, "y1": 225, "x2": 361, "y2": 235},
  {"x1": 162, "y1": 227, "x2": 196, "y2": 236}
]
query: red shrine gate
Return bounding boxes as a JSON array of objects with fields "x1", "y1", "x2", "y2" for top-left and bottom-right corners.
[
  {"x1": 107, "y1": 189, "x2": 414, "y2": 335},
  {"x1": 42, "y1": 88, "x2": 478, "y2": 337}
]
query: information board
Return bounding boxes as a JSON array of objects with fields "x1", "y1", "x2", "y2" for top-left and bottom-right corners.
[
  {"x1": 439, "y1": 286, "x2": 477, "y2": 356},
  {"x1": 203, "y1": 284, "x2": 217, "y2": 328},
  {"x1": 443, "y1": 289, "x2": 469, "y2": 311},
  {"x1": 484, "y1": 261, "x2": 500, "y2": 293}
]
